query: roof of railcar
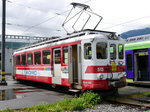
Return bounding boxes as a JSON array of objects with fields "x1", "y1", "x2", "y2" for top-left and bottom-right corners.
[
  {"x1": 125, "y1": 34, "x2": 150, "y2": 50},
  {"x1": 14, "y1": 29, "x2": 121, "y2": 54}
]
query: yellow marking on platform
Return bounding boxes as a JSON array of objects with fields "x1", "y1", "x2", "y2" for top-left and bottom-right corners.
[{"x1": 126, "y1": 79, "x2": 133, "y2": 83}]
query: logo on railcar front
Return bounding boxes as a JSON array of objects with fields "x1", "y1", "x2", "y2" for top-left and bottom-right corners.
[{"x1": 97, "y1": 67, "x2": 104, "y2": 72}]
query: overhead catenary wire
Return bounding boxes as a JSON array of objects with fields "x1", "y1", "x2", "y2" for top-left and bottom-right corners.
[
  {"x1": 1, "y1": 0, "x2": 92, "y2": 34},
  {"x1": 102, "y1": 15, "x2": 150, "y2": 30},
  {"x1": 0, "y1": 0, "x2": 92, "y2": 34},
  {"x1": 23, "y1": 10, "x2": 69, "y2": 33},
  {"x1": 5, "y1": 22, "x2": 61, "y2": 32},
  {"x1": 6, "y1": 0, "x2": 49, "y2": 13},
  {"x1": 22, "y1": 0, "x2": 92, "y2": 34}
]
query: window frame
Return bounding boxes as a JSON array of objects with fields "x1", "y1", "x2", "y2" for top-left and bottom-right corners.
[
  {"x1": 27, "y1": 53, "x2": 33, "y2": 65},
  {"x1": 54, "y1": 49, "x2": 61, "y2": 64},
  {"x1": 84, "y1": 43, "x2": 92, "y2": 60},
  {"x1": 63, "y1": 47, "x2": 68, "y2": 65},
  {"x1": 34, "y1": 51, "x2": 41, "y2": 65},
  {"x1": 96, "y1": 42, "x2": 107, "y2": 59},
  {"x1": 118, "y1": 44, "x2": 124, "y2": 59},
  {"x1": 21, "y1": 54, "x2": 26, "y2": 65},
  {"x1": 110, "y1": 44, "x2": 116, "y2": 59},
  {"x1": 42, "y1": 50, "x2": 51, "y2": 65},
  {"x1": 16, "y1": 55, "x2": 21, "y2": 65}
]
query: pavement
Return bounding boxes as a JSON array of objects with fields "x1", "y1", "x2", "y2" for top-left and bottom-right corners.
[
  {"x1": 0, "y1": 75, "x2": 149, "y2": 110},
  {"x1": 0, "y1": 75, "x2": 72, "y2": 110}
]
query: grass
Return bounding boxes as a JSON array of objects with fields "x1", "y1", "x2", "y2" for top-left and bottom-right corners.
[
  {"x1": 117, "y1": 91, "x2": 150, "y2": 98},
  {"x1": 0, "y1": 91, "x2": 102, "y2": 112},
  {"x1": 129, "y1": 91, "x2": 150, "y2": 98},
  {"x1": 105, "y1": 91, "x2": 150, "y2": 102}
]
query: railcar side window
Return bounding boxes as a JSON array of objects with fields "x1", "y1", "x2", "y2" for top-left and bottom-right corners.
[
  {"x1": 55, "y1": 50, "x2": 61, "y2": 64},
  {"x1": 96, "y1": 42, "x2": 107, "y2": 59},
  {"x1": 118, "y1": 44, "x2": 124, "y2": 59},
  {"x1": 21, "y1": 54, "x2": 26, "y2": 65},
  {"x1": 110, "y1": 44, "x2": 116, "y2": 59},
  {"x1": 34, "y1": 52, "x2": 41, "y2": 64},
  {"x1": 63, "y1": 47, "x2": 68, "y2": 64},
  {"x1": 84, "y1": 43, "x2": 92, "y2": 59},
  {"x1": 27, "y1": 53, "x2": 33, "y2": 65},
  {"x1": 43, "y1": 50, "x2": 50, "y2": 64},
  {"x1": 127, "y1": 54, "x2": 132, "y2": 71},
  {"x1": 16, "y1": 55, "x2": 20, "y2": 65}
]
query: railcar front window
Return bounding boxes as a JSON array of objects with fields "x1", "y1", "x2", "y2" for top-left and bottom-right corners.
[
  {"x1": 21, "y1": 54, "x2": 26, "y2": 65},
  {"x1": 96, "y1": 42, "x2": 107, "y2": 59},
  {"x1": 34, "y1": 52, "x2": 41, "y2": 64},
  {"x1": 110, "y1": 44, "x2": 116, "y2": 59},
  {"x1": 63, "y1": 47, "x2": 68, "y2": 64},
  {"x1": 27, "y1": 53, "x2": 33, "y2": 65},
  {"x1": 118, "y1": 44, "x2": 124, "y2": 59},
  {"x1": 16, "y1": 55, "x2": 20, "y2": 65},
  {"x1": 84, "y1": 43, "x2": 92, "y2": 59},
  {"x1": 43, "y1": 50, "x2": 50, "y2": 64}
]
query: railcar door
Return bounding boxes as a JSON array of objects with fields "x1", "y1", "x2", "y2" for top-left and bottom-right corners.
[
  {"x1": 12, "y1": 56, "x2": 16, "y2": 79},
  {"x1": 68, "y1": 44, "x2": 82, "y2": 89},
  {"x1": 52, "y1": 48, "x2": 61, "y2": 84},
  {"x1": 135, "y1": 49, "x2": 150, "y2": 81},
  {"x1": 126, "y1": 50, "x2": 134, "y2": 80}
]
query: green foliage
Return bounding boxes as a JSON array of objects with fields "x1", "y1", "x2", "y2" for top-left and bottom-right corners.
[
  {"x1": 144, "y1": 92, "x2": 150, "y2": 97},
  {"x1": 80, "y1": 91, "x2": 101, "y2": 108},
  {"x1": 48, "y1": 91, "x2": 101, "y2": 112},
  {"x1": 0, "y1": 108, "x2": 15, "y2": 112}
]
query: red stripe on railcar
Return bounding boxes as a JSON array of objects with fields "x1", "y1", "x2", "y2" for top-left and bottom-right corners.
[
  {"x1": 82, "y1": 80, "x2": 110, "y2": 90},
  {"x1": 85, "y1": 65, "x2": 125, "y2": 73},
  {"x1": 16, "y1": 74, "x2": 52, "y2": 84},
  {"x1": 61, "y1": 78, "x2": 70, "y2": 86}
]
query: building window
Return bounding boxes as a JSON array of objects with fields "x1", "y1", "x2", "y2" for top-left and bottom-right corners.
[
  {"x1": 21, "y1": 54, "x2": 26, "y2": 65},
  {"x1": 118, "y1": 44, "x2": 124, "y2": 59},
  {"x1": 63, "y1": 47, "x2": 68, "y2": 64},
  {"x1": 16, "y1": 55, "x2": 20, "y2": 65},
  {"x1": 96, "y1": 42, "x2": 107, "y2": 59},
  {"x1": 27, "y1": 53, "x2": 33, "y2": 65},
  {"x1": 127, "y1": 54, "x2": 132, "y2": 71},
  {"x1": 43, "y1": 50, "x2": 50, "y2": 64},
  {"x1": 110, "y1": 44, "x2": 116, "y2": 59},
  {"x1": 84, "y1": 43, "x2": 92, "y2": 59},
  {"x1": 34, "y1": 52, "x2": 41, "y2": 65}
]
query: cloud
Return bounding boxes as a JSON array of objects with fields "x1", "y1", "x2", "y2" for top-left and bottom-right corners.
[{"x1": 0, "y1": 0, "x2": 150, "y2": 36}]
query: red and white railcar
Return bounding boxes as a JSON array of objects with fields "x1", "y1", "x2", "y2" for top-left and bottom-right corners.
[{"x1": 13, "y1": 29, "x2": 126, "y2": 92}]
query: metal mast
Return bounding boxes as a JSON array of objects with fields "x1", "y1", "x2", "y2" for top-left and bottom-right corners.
[{"x1": 0, "y1": 0, "x2": 7, "y2": 85}]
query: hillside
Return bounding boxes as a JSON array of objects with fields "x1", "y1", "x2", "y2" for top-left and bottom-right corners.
[{"x1": 121, "y1": 27, "x2": 150, "y2": 39}]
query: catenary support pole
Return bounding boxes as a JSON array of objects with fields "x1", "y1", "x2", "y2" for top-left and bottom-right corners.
[{"x1": 0, "y1": 0, "x2": 7, "y2": 85}]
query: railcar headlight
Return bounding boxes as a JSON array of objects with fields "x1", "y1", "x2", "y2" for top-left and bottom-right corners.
[
  {"x1": 107, "y1": 73, "x2": 113, "y2": 79},
  {"x1": 99, "y1": 74, "x2": 104, "y2": 79},
  {"x1": 123, "y1": 73, "x2": 127, "y2": 78}
]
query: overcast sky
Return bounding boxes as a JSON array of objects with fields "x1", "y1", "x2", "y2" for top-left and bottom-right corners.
[{"x1": 0, "y1": 0, "x2": 150, "y2": 37}]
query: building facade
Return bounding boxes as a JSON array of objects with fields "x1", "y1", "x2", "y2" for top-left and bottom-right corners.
[{"x1": 0, "y1": 35, "x2": 50, "y2": 74}]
